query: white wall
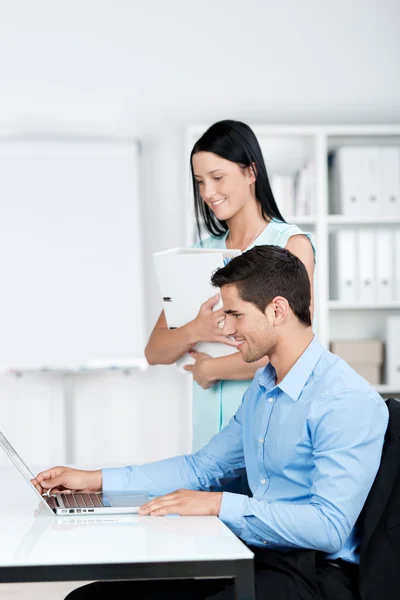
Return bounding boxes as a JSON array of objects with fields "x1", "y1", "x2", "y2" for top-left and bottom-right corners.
[{"x1": 0, "y1": 0, "x2": 399, "y2": 466}]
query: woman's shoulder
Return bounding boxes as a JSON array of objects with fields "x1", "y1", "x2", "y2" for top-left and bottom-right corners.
[{"x1": 258, "y1": 218, "x2": 314, "y2": 252}]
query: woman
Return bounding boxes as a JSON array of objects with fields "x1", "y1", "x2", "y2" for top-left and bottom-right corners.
[{"x1": 145, "y1": 120, "x2": 315, "y2": 451}]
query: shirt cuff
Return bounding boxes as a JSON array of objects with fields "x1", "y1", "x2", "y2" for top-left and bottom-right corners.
[
  {"x1": 218, "y1": 491, "x2": 247, "y2": 537},
  {"x1": 101, "y1": 467, "x2": 126, "y2": 492}
]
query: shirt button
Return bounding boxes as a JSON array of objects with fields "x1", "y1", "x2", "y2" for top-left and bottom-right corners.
[
  {"x1": 259, "y1": 438, "x2": 264, "y2": 443},
  {"x1": 263, "y1": 540, "x2": 268, "y2": 545},
  {"x1": 260, "y1": 479, "x2": 266, "y2": 485},
  {"x1": 268, "y1": 398, "x2": 274, "y2": 403}
]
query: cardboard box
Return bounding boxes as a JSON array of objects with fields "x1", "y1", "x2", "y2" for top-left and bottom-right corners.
[
  {"x1": 351, "y1": 363, "x2": 382, "y2": 386},
  {"x1": 330, "y1": 340, "x2": 383, "y2": 365},
  {"x1": 330, "y1": 340, "x2": 384, "y2": 386}
]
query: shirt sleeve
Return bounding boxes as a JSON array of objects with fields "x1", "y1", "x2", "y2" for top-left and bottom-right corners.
[
  {"x1": 102, "y1": 401, "x2": 246, "y2": 496},
  {"x1": 219, "y1": 389, "x2": 388, "y2": 553}
]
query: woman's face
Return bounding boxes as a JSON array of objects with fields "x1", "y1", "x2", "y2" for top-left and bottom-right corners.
[{"x1": 192, "y1": 152, "x2": 256, "y2": 221}]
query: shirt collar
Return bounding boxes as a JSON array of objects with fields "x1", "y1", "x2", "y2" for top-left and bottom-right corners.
[{"x1": 257, "y1": 336, "x2": 324, "y2": 402}]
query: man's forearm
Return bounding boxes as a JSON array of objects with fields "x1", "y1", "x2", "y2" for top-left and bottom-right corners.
[{"x1": 219, "y1": 494, "x2": 348, "y2": 555}]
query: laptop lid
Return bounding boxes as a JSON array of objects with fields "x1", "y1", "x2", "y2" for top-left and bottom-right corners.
[
  {"x1": 0, "y1": 431, "x2": 150, "y2": 515},
  {"x1": 0, "y1": 430, "x2": 54, "y2": 515}
]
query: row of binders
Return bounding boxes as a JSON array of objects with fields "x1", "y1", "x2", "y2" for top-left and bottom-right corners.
[
  {"x1": 330, "y1": 146, "x2": 400, "y2": 216},
  {"x1": 331, "y1": 229, "x2": 400, "y2": 303},
  {"x1": 270, "y1": 162, "x2": 315, "y2": 217}
]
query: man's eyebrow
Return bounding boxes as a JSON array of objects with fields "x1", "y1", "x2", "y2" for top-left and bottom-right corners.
[{"x1": 224, "y1": 309, "x2": 241, "y2": 315}]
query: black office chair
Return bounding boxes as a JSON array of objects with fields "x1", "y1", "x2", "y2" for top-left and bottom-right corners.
[{"x1": 358, "y1": 397, "x2": 400, "y2": 600}]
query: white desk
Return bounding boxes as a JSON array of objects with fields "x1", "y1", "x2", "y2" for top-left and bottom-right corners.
[{"x1": 0, "y1": 467, "x2": 255, "y2": 599}]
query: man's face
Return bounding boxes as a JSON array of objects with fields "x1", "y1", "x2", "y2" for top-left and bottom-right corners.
[{"x1": 220, "y1": 284, "x2": 276, "y2": 363}]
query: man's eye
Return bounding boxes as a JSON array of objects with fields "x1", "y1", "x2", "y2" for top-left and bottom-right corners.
[{"x1": 214, "y1": 176, "x2": 222, "y2": 181}]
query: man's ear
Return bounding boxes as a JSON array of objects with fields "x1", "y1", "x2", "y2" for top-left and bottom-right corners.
[{"x1": 269, "y1": 297, "x2": 289, "y2": 325}]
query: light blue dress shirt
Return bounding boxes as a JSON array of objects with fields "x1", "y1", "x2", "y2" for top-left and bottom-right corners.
[{"x1": 103, "y1": 337, "x2": 388, "y2": 564}]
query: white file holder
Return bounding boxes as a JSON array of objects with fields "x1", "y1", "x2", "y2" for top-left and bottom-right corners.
[
  {"x1": 336, "y1": 148, "x2": 363, "y2": 216},
  {"x1": 376, "y1": 229, "x2": 394, "y2": 303},
  {"x1": 337, "y1": 230, "x2": 358, "y2": 302},
  {"x1": 380, "y1": 147, "x2": 400, "y2": 217},
  {"x1": 358, "y1": 230, "x2": 375, "y2": 304},
  {"x1": 395, "y1": 229, "x2": 400, "y2": 302},
  {"x1": 363, "y1": 147, "x2": 382, "y2": 217},
  {"x1": 153, "y1": 247, "x2": 241, "y2": 371}
]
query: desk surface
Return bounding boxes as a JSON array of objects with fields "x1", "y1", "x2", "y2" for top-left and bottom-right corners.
[{"x1": 0, "y1": 466, "x2": 253, "y2": 569}]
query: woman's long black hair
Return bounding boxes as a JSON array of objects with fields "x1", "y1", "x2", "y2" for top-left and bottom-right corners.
[{"x1": 190, "y1": 120, "x2": 285, "y2": 240}]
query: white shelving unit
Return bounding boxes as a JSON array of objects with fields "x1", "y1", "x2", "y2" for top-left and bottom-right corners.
[{"x1": 185, "y1": 124, "x2": 400, "y2": 397}]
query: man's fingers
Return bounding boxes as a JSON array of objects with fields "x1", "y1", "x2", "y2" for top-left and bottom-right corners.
[
  {"x1": 30, "y1": 478, "x2": 42, "y2": 491},
  {"x1": 48, "y1": 487, "x2": 72, "y2": 495},
  {"x1": 184, "y1": 365, "x2": 193, "y2": 372},
  {"x1": 148, "y1": 508, "x2": 170, "y2": 516},
  {"x1": 40, "y1": 475, "x2": 66, "y2": 489},
  {"x1": 36, "y1": 467, "x2": 64, "y2": 484},
  {"x1": 139, "y1": 493, "x2": 182, "y2": 515}
]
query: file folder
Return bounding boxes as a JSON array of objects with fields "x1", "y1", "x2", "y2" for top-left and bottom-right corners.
[
  {"x1": 395, "y1": 229, "x2": 400, "y2": 301},
  {"x1": 363, "y1": 147, "x2": 381, "y2": 216},
  {"x1": 153, "y1": 247, "x2": 241, "y2": 370},
  {"x1": 337, "y1": 230, "x2": 357, "y2": 302},
  {"x1": 376, "y1": 229, "x2": 394, "y2": 303},
  {"x1": 336, "y1": 148, "x2": 363, "y2": 216},
  {"x1": 358, "y1": 230, "x2": 375, "y2": 303},
  {"x1": 380, "y1": 147, "x2": 400, "y2": 217}
]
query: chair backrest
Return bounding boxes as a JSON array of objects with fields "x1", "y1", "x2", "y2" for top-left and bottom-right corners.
[{"x1": 358, "y1": 398, "x2": 400, "y2": 600}]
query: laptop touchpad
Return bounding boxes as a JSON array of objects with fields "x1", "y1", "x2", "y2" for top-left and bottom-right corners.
[{"x1": 105, "y1": 493, "x2": 149, "y2": 508}]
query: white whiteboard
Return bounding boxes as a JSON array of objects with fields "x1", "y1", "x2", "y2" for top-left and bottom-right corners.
[{"x1": 0, "y1": 140, "x2": 145, "y2": 367}]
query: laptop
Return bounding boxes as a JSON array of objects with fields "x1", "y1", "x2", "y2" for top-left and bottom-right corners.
[{"x1": 0, "y1": 430, "x2": 150, "y2": 516}]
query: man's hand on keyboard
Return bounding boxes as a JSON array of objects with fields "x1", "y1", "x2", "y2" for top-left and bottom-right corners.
[{"x1": 31, "y1": 467, "x2": 102, "y2": 496}]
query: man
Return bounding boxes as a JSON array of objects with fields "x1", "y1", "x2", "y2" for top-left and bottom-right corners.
[{"x1": 34, "y1": 245, "x2": 388, "y2": 600}]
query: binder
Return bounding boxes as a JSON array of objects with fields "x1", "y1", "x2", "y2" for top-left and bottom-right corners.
[
  {"x1": 362, "y1": 147, "x2": 381, "y2": 216},
  {"x1": 376, "y1": 229, "x2": 394, "y2": 303},
  {"x1": 153, "y1": 247, "x2": 241, "y2": 370},
  {"x1": 336, "y1": 230, "x2": 357, "y2": 302},
  {"x1": 380, "y1": 147, "x2": 400, "y2": 217},
  {"x1": 270, "y1": 174, "x2": 295, "y2": 216},
  {"x1": 386, "y1": 316, "x2": 400, "y2": 387},
  {"x1": 336, "y1": 148, "x2": 363, "y2": 216},
  {"x1": 395, "y1": 229, "x2": 400, "y2": 301},
  {"x1": 358, "y1": 230, "x2": 375, "y2": 303}
]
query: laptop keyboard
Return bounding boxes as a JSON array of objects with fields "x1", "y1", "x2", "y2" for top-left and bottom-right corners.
[{"x1": 60, "y1": 493, "x2": 104, "y2": 509}]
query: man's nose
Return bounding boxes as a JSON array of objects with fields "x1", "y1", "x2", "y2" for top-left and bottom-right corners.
[{"x1": 223, "y1": 316, "x2": 236, "y2": 337}]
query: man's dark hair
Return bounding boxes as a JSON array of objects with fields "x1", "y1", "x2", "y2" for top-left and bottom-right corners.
[{"x1": 211, "y1": 245, "x2": 312, "y2": 327}]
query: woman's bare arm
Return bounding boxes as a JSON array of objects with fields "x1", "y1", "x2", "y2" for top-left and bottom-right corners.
[
  {"x1": 285, "y1": 234, "x2": 315, "y2": 320},
  {"x1": 145, "y1": 310, "x2": 198, "y2": 365}
]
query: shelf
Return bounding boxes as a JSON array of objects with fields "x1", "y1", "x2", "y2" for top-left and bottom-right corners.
[
  {"x1": 328, "y1": 215, "x2": 400, "y2": 226},
  {"x1": 375, "y1": 385, "x2": 400, "y2": 396},
  {"x1": 329, "y1": 301, "x2": 400, "y2": 310}
]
